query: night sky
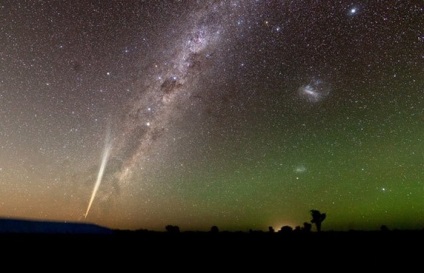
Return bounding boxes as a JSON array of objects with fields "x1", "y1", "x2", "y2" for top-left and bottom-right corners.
[{"x1": 0, "y1": 0, "x2": 423, "y2": 232}]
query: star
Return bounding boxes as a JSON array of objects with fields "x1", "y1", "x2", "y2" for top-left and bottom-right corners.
[{"x1": 348, "y1": 6, "x2": 361, "y2": 17}]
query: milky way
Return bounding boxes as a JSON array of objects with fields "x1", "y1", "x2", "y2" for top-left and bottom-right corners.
[
  {"x1": 102, "y1": 1, "x2": 264, "y2": 200},
  {"x1": 113, "y1": 3, "x2": 230, "y2": 184},
  {"x1": 1, "y1": 1, "x2": 423, "y2": 231}
]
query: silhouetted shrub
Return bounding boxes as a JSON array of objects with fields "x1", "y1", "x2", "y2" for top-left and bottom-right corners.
[
  {"x1": 210, "y1": 226, "x2": 219, "y2": 233},
  {"x1": 380, "y1": 225, "x2": 389, "y2": 232},
  {"x1": 279, "y1": 225, "x2": 293, "y2": 233},
  {"x1": 303, "y1": 222, "x2": 312, "y2": 232},
  {"x1": 165, "y1": 225, "x2": 180, "y2": 233}
]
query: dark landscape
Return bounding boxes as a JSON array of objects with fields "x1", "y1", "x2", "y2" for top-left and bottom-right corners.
[
  {"x1": 1, "y1": 219, "x2": 423, "y2": 272},
  {"x1": 1, "y1": 218, "x2": 423, "y2": 257}
]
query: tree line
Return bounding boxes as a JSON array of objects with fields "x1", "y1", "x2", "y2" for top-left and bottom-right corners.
[{"x1": 165, "y1": 209, "x2": 327, "y2": 233}]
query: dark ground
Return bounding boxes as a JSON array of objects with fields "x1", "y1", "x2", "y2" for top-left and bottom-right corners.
[{"x1": 1, "y1": 229, "x2": 423, "y2": 266}]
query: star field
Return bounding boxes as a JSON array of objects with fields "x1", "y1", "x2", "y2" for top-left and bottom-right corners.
[{"x1": 0, "y1": 1, "x2": 423, "y2": 231}]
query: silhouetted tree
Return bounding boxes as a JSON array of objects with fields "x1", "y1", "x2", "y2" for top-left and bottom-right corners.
[
  {"x1": 268, "y1": 226, "x2": 275, "y2": 233},
  {"x1": 210, "y1": 226, "x2": 219, "y2": 233},
  {"x1": 165, "y1": 225, "x2": 180, "y2": 233},
  {"x1": 310, "y1": 209, "x2": 326, "y2": 232},
  {"x1": 303, "y1": 222, "x2": 312, "y2": 232}
]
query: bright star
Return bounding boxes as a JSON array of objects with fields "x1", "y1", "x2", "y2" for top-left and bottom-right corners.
[{"x1": 348, "y1": 7, "x2": 359, "y2": 16}]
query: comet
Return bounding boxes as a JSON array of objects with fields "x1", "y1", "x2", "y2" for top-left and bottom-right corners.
[{"x1": 84, "y1": 128, "x2": 112, "y2": 218}]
